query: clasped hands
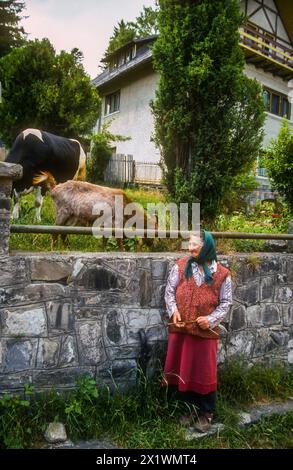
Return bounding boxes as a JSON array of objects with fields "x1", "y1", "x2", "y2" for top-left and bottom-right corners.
[{"x1": 172, "y1": 309, "x2": 210, "y2": 330}]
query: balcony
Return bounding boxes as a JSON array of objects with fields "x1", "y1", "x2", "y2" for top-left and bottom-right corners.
[{"x1": 239, "y1": 24, "x2": 293, "y2": 80}]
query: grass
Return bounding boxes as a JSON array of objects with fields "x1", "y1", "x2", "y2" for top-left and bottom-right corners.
[{"x1": 0, "y1": 361, "x2": 293, "y2": 449}]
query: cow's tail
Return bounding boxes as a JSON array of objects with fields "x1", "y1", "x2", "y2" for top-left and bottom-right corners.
[
  {"x1": 33, "y1": 171, "x2": 56, "y2": 191},
  {"x1": 71, "y1": 141, "x2": 86, "y2": 181}
]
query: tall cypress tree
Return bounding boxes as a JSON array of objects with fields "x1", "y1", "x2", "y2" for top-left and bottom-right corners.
[
  {"x1": 0, "y1": 0, "x2": 26, "y2": 58},
  {"x1": 151, "y1": 0, "x2": 265, "y2": 223}
]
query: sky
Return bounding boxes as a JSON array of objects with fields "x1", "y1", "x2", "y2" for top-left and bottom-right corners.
[{"x1": 21, "y1": 0, "x2": 156, "y2": 78}]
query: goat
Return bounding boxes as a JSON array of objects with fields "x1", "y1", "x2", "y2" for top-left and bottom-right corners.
[{"x1": 33, "y1": 171, "x2": 156, "y2": 249}]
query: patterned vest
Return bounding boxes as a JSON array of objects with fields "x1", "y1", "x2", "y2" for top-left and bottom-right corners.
[{"x1": 169, "y1": 257, "x2": 230, "y2": 339}]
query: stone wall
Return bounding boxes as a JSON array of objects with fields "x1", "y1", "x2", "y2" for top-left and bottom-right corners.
[{"x1": 0, "y1": 252, "x2": 292, "y2": 394}]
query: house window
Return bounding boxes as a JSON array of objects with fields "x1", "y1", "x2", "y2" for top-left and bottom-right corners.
[
  {"x1": 104, "y1": 91, "x2": 120, "y2": 115},
  {"x1": 271, "y1": 93, "x2": 280, "y2": 115},
  {"x1": 262, "y1": 87, "x2": 290, "y2": 119}
]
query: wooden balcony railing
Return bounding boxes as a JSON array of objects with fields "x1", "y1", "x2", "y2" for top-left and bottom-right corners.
[{"x1": 239, "y1": 25, "x2": 293, "y2": 78}]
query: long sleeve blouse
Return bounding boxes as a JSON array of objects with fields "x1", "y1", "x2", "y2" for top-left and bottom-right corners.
[{"x1": 164, "y1": 260, "x2": 232, "y2": 329}]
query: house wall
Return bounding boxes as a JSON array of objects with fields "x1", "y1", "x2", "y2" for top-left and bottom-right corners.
[
  {"x1": 244, "y1": 63, "x2": 293, "y2": 146},
  {"x1": 101, "y1": 69, "x2": 160, "y2": 163},
  {"x1": 100, "y1": 62, "x2": 292, "y2": 164}
]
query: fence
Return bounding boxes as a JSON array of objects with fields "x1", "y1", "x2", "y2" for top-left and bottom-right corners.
[
  {"x1": 104, "y1": 154, "x2": 134, "y2": 184},
  {"x1": 134, "y1": 161, "x2": 162, "y2": 184},
  {"x1": 104, "y1": 154, "x2": 162, "y2": 185}
]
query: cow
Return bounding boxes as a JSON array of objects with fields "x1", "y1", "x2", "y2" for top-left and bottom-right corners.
[
  {"x1": 33, "y1": 171, "x2": 157, "y2": 248},
  {"x1": 5, "y1": 128, "x2": 86, "y2": 221}
]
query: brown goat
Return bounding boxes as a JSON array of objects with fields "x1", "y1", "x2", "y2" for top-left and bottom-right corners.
[{"x1": 33, "y1": 171, "x2": 156, "y2": 248}]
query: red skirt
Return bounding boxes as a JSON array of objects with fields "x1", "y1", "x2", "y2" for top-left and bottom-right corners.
[{"x1": 163, "y1": 332, "x2": 218, "y2": 394}]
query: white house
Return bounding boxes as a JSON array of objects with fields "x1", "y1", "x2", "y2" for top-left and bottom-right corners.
[{"x1": 93, "y1": 0, "x2": 293, "y2": 195}]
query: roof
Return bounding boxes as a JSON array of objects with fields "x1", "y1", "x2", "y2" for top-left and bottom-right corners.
[
  {"x1": 93, "y1": 48, "x2": 153, "y2": 89},
  {"x1": 275, "y1": 0, "x2": 293, "y2": 44},
  {"x1": 101, "y1": 35, "x2": 158, "y2": 63}
]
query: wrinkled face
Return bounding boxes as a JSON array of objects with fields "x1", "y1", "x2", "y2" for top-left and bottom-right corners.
[{"x1": 188, "y1": 234, "x2": 203, "y2": 258}]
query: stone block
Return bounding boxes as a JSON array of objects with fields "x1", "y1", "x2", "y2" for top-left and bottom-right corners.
[
  {"x1": 0, "y1": 258, "x2": 28, "y2": 287},
  {"x1": 103, "y1": 309, "x2": 126, "y2": 346},
  {"x1": 217, "y1": 342, "x2": 226, "y2": 364},
  {"x1": 261, "y1": 305, "x2": 281, "y2": 326},
  {"x1": 286, "y1": 256, "x2": 293, "y2": 281},
  {"x1": 230, "y1": 304, "x2": 246, "y2": 330},
  {"x1": 0, "y1": 287, "x2": 27, "y2": 306},
  {"x1": 0, "y1": 371, "x2": 32, "y2": 390},
  {"x1": 1, "y1": 306, "x2": 47, "y2": 337},
  {"x1": 25, "y1": 283, "x2": 68, "y2": 302},
  {"x1": 275, "y1": 287, "x2": 292, "y2": 303},
  {"x1": 124, "y1": 308, "x2": 149, "y2": 330},
  {"x1": 59, "y1": 335, "x2": 78, "y2": 367},
  {"x1": 105, "y1": 345, "x2": 139, "y2": 361},
  {"x1": 149, "y1": 280, "x2": 166, "y2": 308},
  {"x1": 246, "y1": 305, "x2": 262, "y2": 327},
  {"x1": 234, "y1": 281, "x2": 259, "y2": 306},
  {"x1": 226, "y1": 330, "x2": 255, "y2": 358},
  {"x1": 151, "y1": 260, "x2": 167, "y2": 279},
  {"x1": 75, "y1": 305, "x2": 104, "y2": 320},
  {"x1": 37, "y1": 338, "x2": 61, "y2": 368},
  {"x1": 288, "y1": 350, "x2": 293, "y2": 364},
  {"x1": 47, "y1": 301, "x2": 74, "y2": 333},
  {"x1": 67, "y1": 259, "x2": 85, "y2": 283},
  {"x1": 33, "y1": 367, "x2": 95, "y2": 387},
  {"x1": 260, "y1": 257, "x2": 282, "y2": 274},
  {"x1": 30, "y1": 259, "x2": 72, "y2": 282},
  {"x1": 3, "y1": 338, "x2": 38, "y2": 372},
  {"x1": 0, "y1": 162, "x2": 23, "y2": 180},
  {"x1": 282, "y1": 305, "x2": 293, "y2": 327},
  {"x1": 76, "y1": 321, "x2": 105, "y2": 365},
  {"x1": 269, "y1": 330, "x2": 289, "y2": 347},
  {"x1": 253, "y1": 329, "x2": 279, "y2": 356},
  {"x1": 97, "y1": 359, "x2": 137, "y2": 386},
  {"x1": 146, "y1": 324, "x2": 167, "y2": 342},
  {"x1": 102, "y1": 259, "x2": 137, "y2": 279},
  {"x1": 139, "y1": 271, "x2": 152, "y2": 306},
  {"x1": 260, "y1": 277, "x2": 275, "y2": 302}
]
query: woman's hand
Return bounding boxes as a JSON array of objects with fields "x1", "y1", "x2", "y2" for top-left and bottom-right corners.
[
  {"x1": 196, "y1": 316, "x2": 210, "y2": 330},
  {"x1": 172, "y1": 309, "x2": 184, "y2": 327}
]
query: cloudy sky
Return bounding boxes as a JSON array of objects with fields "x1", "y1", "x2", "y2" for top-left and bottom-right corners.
[{"x1": 21, "y1": 0, "x2": 156, "y2": 78}]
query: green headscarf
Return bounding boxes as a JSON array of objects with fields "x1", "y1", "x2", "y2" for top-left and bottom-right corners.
[{"x1": 184, "y1": 230, "x2": 217, "y2": 285}]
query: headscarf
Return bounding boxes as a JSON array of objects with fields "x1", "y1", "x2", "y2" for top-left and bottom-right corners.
[{"x1": 184, "y1": 230, "x2": 217, "y2": 285}]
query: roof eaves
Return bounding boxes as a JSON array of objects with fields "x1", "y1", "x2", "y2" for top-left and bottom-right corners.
[
  {"x1": 92, "y1": 49, "x2": 153, "y2": 88},
  {"x1": 101, "y1": 34, "x2": 158, "y2": 63}
]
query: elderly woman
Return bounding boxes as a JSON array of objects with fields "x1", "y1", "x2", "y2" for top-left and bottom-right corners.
[{"x1": 163, "y1": 230, "x2": 232, "y2": 432}]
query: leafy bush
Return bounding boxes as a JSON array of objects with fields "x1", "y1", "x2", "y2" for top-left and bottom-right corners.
[
  {"x1": 264, "y1": 119, "x2": 293, "y2": 212},
  {"x1": 87, "y1": 123, "x2": 130, "y2": 184}
]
